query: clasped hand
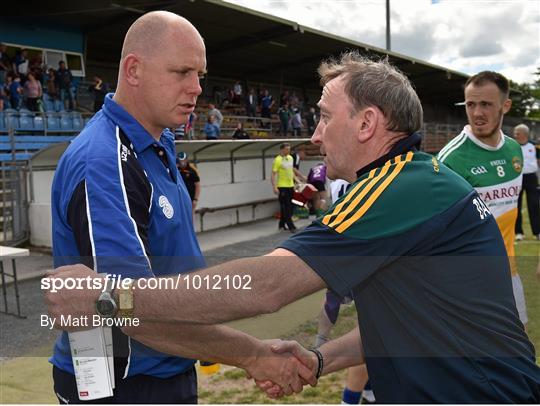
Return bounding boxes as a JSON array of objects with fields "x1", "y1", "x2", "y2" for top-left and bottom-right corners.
[{"x1": 245, "y1": 339, "x2": 318, "y2": 399}]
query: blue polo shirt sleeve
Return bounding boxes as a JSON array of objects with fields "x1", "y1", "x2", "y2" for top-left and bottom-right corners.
[{"x1": 67, "y1": 134, "x2": 153, "y2": 279}]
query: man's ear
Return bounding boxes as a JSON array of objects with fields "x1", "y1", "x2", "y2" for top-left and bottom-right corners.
[
  {"x1": 502, "y1": 98, "x2": 512, "y2": 114},
  {"x1": 357, "y1": 107, "x2": 379, "y2": 143},
  {"x1": 122, "y1": 54, "x2": 141, "y2": 87}
]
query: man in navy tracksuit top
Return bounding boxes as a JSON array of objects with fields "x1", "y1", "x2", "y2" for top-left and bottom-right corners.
[{"x1": 50, "y1": 11, "x2": 207, "y2": 404}]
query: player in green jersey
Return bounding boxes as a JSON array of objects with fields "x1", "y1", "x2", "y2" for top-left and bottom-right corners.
[{"x1": 438, "y1": 71, "x2": 528, "y2": 326}]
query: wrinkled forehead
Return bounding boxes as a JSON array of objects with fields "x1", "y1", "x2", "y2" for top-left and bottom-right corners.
[{"x1": 318, "y1": 76, "x2": 346, "y2": 109}]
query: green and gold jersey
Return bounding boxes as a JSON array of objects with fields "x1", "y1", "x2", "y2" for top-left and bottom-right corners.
[
  {"x1": 280, "y1": 142, "x2": 539, "y2": 403},
  {"x1": 438, "y1": 126, "x2": 523, "y2": 267}
]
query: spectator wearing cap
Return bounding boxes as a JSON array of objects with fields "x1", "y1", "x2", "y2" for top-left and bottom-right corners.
[{"x1": 176, "y1": 152, "x2": 201, "y2": 216}]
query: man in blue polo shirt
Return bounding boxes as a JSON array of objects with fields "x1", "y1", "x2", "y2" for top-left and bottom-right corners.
[
  {"x1": 49, "y1": 11, "x2": 316, "y2": 404},
  {"x1": 47, "y1": 54, "x2": 540, "y2": 401}
]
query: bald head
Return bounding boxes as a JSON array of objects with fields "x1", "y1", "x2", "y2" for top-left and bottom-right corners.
[{"x1": 121, "y1": 11, "x2": 203, "y2": 60}]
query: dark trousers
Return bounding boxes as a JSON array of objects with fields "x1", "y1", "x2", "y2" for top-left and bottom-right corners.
[
  {"x1": 26, "y1": 97, "x2": 39, "y2": 111},
  {"x1": 278, "y1": 187, "x2": 295, "y2": 230},
  {"x1": 515, "y1": 172, "x2": 540, "y2": 236},
  {"x1": 53, "y1": 365, "x2": 197, "y2": 404}
]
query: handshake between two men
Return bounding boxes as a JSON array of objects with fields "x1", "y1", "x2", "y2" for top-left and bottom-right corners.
[{"x1": 44, "y1": 263, "x2": 364, "y2": 399}]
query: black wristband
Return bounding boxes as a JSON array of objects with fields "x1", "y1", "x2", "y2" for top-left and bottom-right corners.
[{"x1": 309, "y1": 348, "x2": 324, "y2": 379}]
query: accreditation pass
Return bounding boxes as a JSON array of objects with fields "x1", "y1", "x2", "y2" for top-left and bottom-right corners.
[{"x1": 68, "y1": 327, "x2": 114, "y2": 400}]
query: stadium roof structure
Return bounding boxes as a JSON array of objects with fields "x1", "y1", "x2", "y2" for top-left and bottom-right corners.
[{"x1": 7, "y1": 0, "x2": 470, "y2": 104}]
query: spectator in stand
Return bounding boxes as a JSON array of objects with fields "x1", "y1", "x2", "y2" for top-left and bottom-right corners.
[
  {"x1": 278, "y1": 102, "x2": 291, "y2": 137},
  {"x1": 233, "y1": 81, "x2": 242, "y2": 104},
  {"x1": 88, "y1": 75, "x2": 109, "y2": 112},
  {"x1": 203, "y1": 114, "x2": 220, "y2": 140},
  {"x1": 0, "y1": 43, "x2": 10, "y2": 86},
  {"x1": 56, "y1": 61, "x2": 73, "y2": 110},
  {"x1": 291, "y1": 108, "x2": 303, "y2": 137},
  {"x1": 306, "y1": 106, "x2": 318, "y2": 135},
  {"x1": 232, "y1": 122, "x2": 249, "y2": 139},
  {"x1": 260, "y1": 89, "x2": 274, "y2": 128},
  {"x1": 9, "y1": 74, "x2": 23, "y2": 110},
  {"x1": 45, "y1": 68, "x2": 60, "y2": 111},
  {"x1": 2, "y1": 75, "x2": 12, "y2": 109},
  {"x1": 13, "y1": 48, "x2": 29, "y2": 83},
  {"x1": 245, "y1": 87, "x2": 257, "y2": 118},
  {"x1": 23, "y1": 72, "x2": 42, "y2": 111},
  {"x1": 208, "y1": 103, "x2": 223, "y2": 127}
]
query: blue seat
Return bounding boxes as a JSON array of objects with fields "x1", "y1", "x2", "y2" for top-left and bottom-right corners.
[
  {"x1": 43, "y1": 97, "x2": 54, "y2": 112},
  {"x1": 46, "y1": 113, "x2": 60, "y2": 131},
  {"x1": 0, "y1": 113, "x2": 4, "y2": 131},
  {"x1": 60, "y1": 115, "x2": 73, "y2": 130},
  {"x1": 34, "y1": 115, "x2": 45, "y2": 130},
  {"x1": 72, "y1": 117, "x2": 83, "y2": 130},
  {"x1": 19, "y1": 108, "x2": 33, "y2": 116},
  {"x1": 18, "y1": 114, "x2": 34, "y2": 130},
  {"x1": 71, "y1": 112, "x2": 83, "y2": 130},
  {"x1": 6, "y1": 114, "x2": 19, "y2": 130}
]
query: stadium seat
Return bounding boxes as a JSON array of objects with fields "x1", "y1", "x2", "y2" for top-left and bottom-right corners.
[
  {"x1": 42, "y1": 95, "x2": 55, "y2": 112},
  {"x1": 34, "y1": 115, "x2": 45, "y2": 131},
  {"x1": 18, "y1": 114, "x2": 34, "y2": 130},
  {"x1": 6, "y1": 114, "x2": 19, "y2": 130},
  {"x1": 60, "y1": 115, "x2": 73, "y2": 130},
  {"x1": 0, "y1": 113, "x2": 5, "y2": 131},
  {"x1": 46, "y1": 113, "x2": 61, "y2": 131},
  {"x1": 71, "y1": 112, "x2": 83, "y2": 130}
]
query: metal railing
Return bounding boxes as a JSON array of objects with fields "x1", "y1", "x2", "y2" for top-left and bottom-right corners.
[{"x1": 0, "y1": 160, "x2": 29, "y2": 246}]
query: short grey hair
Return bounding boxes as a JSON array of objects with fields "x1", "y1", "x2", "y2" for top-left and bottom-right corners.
[
  {"x1": 514, "y1": 124, "x2": 529, "y2": 135},
  {"x1": 318, "y1": 51, "x2": 423, "y2": 134}
]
